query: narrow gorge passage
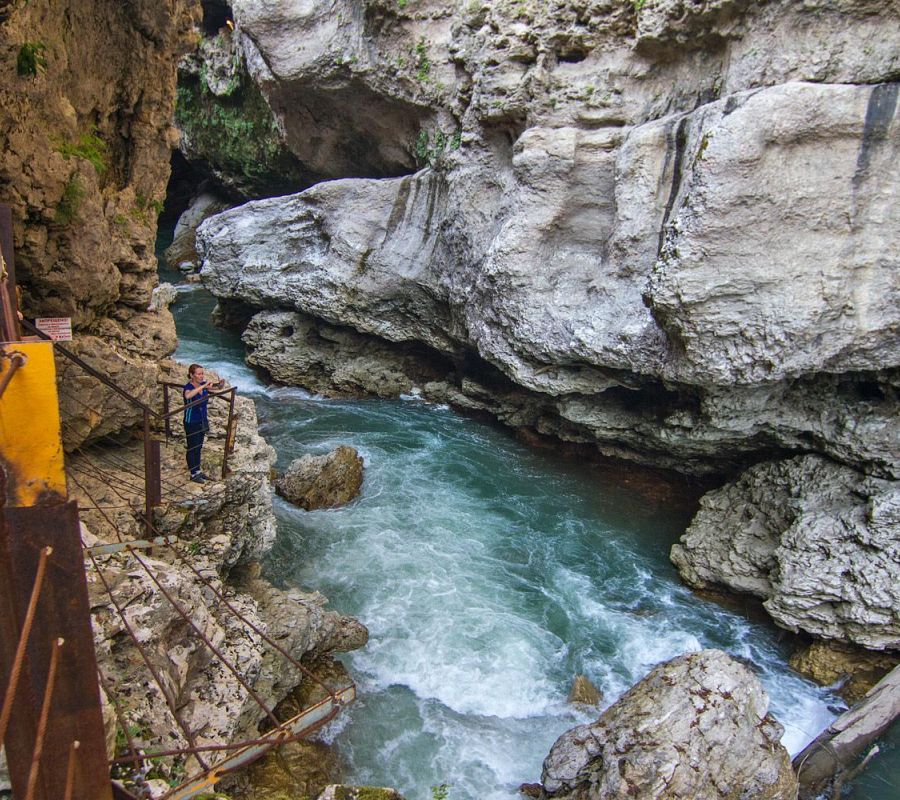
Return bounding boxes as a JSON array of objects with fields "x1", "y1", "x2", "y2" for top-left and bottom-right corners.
[{"x1": 159, "y1": 238, "x2": 895, "y2": 800}]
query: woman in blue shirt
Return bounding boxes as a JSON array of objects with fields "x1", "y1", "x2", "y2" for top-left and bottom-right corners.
[{"x1": 183, "y1": 363, "x2": 215, "y2": 482}]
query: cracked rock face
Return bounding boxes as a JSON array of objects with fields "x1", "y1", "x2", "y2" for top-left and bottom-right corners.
[
  {"x1": 541, "y1": 649, "x2": 797, "y2": 800},
  {"x1": 197, "y1": 78, "x2": 900, "y2": 480},
  {"x1": 671, "y1": 456, "x2": 900, "y2": 649}
]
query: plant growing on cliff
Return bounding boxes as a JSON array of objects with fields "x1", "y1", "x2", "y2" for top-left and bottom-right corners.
[
  {"x1": 55, "y1": 176, "x2": 85, "y2": 225},
  {"x1": 414, "y1": 39, "x2": 431, "y2": 82},
  {"x1": 56, "y1": 130, "x2": 109, "y2": 175},
  {"x1": 414, "y1": 127, "x2": 462, "y2": 168},
  {"x1": 16, "y1": 41, "x2": 46, "y2": 76}
]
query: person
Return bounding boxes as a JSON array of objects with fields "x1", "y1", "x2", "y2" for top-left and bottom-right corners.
[{"x1": 183, "y1": 363, "x2": 215, "y2": 483}]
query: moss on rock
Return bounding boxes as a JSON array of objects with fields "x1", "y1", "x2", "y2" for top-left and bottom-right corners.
[{"x1": 175, "y1": 72, "x2": 309, "y2": 198}]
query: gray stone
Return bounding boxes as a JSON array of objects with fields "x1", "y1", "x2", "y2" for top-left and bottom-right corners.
[
  {"x1": 164, "y1": 190, "x2": 231, "y2": 273},
  {"x1": 541, "y1": 650, "x2": 797, "y2": 800},
  {"x1": 275, "y1": 446, "x2": 365, "y2": 510},
  {"x1": 671, "y1": 456, "x2": 900, "y2": 649},
  {"x1": 148, "y1": 281, "x2": 177, "y2": 312}
]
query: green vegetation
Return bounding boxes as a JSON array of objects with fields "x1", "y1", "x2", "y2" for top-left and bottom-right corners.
[
  {"x1": 414, "y1": 127, "x2": 461, "y2": 168},
  {"x1": 135, "y1": 193, "x2": 165, "y2": 216},
  {"x1": 397, "y1": 0, "x2": 410, "y2": 8},
  {"x1": 632, "y1": 0, "x2": 649, "y2": 11},
  {"x1": 431, "y1": 784, "x2": 452, "y2": 800},
  {"x1": 16, "y1": 41, "x2": 46, "y2": 76},
  {"x1": 56, "y1": 130, "x2": 109, "y2": 174},
  {"x1": 175, "y1": 75, "x2": 306, "y2": 195},
  {"x1": 414, "y1": 39, "x2": 431, "y2": 82},
  {"x1": 55, "y1": 176, "x2": 85, "y2": 225}
]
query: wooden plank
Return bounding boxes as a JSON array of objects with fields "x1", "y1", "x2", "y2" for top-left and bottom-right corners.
[{"x1": 794, "y1": 664, "x2": 900, "y2": 796}]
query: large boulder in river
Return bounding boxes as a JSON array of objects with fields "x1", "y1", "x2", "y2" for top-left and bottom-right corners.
[
  {"x1": 541, "y1": 650, "x2": 797, "y2": 800},
  {"x1": 275, "y1": 446, "x2": 365, "y2": 510},
  {"x1": 671, "y1": 455, "x2": 900, "y2": 650}
]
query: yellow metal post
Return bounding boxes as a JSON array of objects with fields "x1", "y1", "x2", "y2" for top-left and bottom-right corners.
[
  {"x1": 0, "y1": 337, "x2": 114, "y2": 800},
  {"x1": 0, "y1": 341, "x2": 66, "y2": 506}
]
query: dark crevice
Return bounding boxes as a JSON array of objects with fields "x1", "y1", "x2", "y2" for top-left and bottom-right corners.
[
  {"x1": 556, "y1": 48, "x2": 589, "y2": 64},
  {"x1": 656, "y1": 115, "x2": 690, "y2": 259},
  {"x1": 201, "y1": 0, "x2": 233, "y2": 36}
]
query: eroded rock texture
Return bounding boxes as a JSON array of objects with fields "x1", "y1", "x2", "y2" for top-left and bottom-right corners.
[
  {"x1": 82, "y1": 387, "x2": 367, "y2": 778},
  {"x1": 0, "y1": 0, "x2": 197, "y2": 344},
  {"x1": 671, "y1": 456, "x2": 900, "y2": 649},
  {"x1": 541, "y1": 649, "x2": 797, "y2": 800},
  {"x1": 0, "y1": 0, "x2": 198, "y2": 449},
  {"x1": 275, "y1": 445, "x2": 365, "y2": 510}
]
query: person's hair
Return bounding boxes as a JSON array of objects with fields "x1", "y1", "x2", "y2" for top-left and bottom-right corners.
[{"x1": 188, "y1": 363, "x2": 203, "y2": 378}]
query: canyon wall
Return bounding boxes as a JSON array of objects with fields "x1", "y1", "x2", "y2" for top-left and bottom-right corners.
[{"x1": 193, "y1": 0, "x2": 899, "y2": 649}]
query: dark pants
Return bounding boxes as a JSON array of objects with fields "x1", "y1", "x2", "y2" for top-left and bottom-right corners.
[{"x1": 185, "y1": 420, "x2": 206, "y2": 476}]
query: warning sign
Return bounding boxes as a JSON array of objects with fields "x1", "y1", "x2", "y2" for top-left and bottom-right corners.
[{"x1": 35, "y1": 317, "x2": 73, "y2": 341}]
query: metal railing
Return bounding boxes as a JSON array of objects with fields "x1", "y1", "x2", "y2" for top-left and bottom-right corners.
[{"x1": 20, "y1": 318, "x2": 238, "y2": 533}]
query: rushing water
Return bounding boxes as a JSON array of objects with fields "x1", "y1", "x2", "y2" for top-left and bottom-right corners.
[{"x1": 159, "y1": 239, "x2": 897, "y2": 800}]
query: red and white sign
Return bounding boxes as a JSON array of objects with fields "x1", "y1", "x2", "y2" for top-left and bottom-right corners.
[{"x1": 35, "y1": 316, "x2": 73, "y2": 341}]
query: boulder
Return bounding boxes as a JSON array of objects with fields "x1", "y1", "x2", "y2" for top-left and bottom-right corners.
[
  {"x1": 567, "y1": 674, "x2": 603, "y2": 708},
  {"x1": 163, "y1": 190, "x2": 230, "y2": 272},
  {"x1": 671, "y1": 455, "x2": 900, "y2": 649},
  {"x1": 148, "y1": 281, "x2": 177, "y2": 312},
  {"x1": 541, "y1": 650, "x2": 797, "y2": 800},
  {"x1": 275, "y1": 446, "x2": 365, "y2": 510},
  {"x1": 790, "y1": 641, "x2": 899, "y2": 705}
]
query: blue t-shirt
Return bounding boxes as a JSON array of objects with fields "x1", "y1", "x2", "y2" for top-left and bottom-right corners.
[{"x1": 183, "y1": 382, "x2": 209, "y2": 427}]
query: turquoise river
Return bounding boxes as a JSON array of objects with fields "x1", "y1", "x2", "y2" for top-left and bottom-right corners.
[{"x1": 160, "y1": 242, "x2": 897, "y2": 800}]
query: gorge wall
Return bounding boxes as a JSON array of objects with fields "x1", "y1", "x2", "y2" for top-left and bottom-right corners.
[{"x1": 190, "y1": 0, "x2": 899, "y2": 651}]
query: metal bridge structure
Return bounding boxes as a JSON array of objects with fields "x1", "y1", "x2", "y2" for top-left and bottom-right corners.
[{"x1": 0, "y1": 204, "x2": 354, "y2": 799}]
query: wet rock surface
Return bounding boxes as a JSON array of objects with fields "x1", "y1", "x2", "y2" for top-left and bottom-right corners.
[
  {"x1": 567, "y1": 674, "x2": 603, "y2": 708},
  {"x1": 275, "y1": 445, "x2": 365, "y2": 511},
  {"x1": 790, "y1": 640, "x2": 899, "y2": 705},
  {"x1": 541, "y1": 650, "x2": 798, "y2": 800}
]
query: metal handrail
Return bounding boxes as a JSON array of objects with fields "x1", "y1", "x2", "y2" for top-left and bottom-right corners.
[{"x1": 19, "y1": 317, "x2": 241, "y2": 523}]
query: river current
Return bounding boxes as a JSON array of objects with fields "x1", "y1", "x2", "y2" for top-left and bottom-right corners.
[{"x1": 160, "y1": 246, "x2": 897, "y2": 800}]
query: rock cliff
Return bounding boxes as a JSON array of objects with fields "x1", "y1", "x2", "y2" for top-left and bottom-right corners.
[{"x1": 191, "y1": 1, "x2": 899, "y2": 646}]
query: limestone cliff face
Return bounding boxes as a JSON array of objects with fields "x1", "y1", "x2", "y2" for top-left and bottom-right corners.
[
  {"x1": 0, "y1": 0, "x2": 199, "y2": 357},
  {"x1": 192, "y1": 0, "x2": 899, "y2": 647},
  {"x1": 196, "y1": 0, "x2": 898, "y2": 475}
]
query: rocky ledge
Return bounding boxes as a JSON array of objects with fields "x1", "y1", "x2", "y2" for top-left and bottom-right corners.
[{"x1": 74, "y1": 368, "x2": 367, "y2": 795}]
